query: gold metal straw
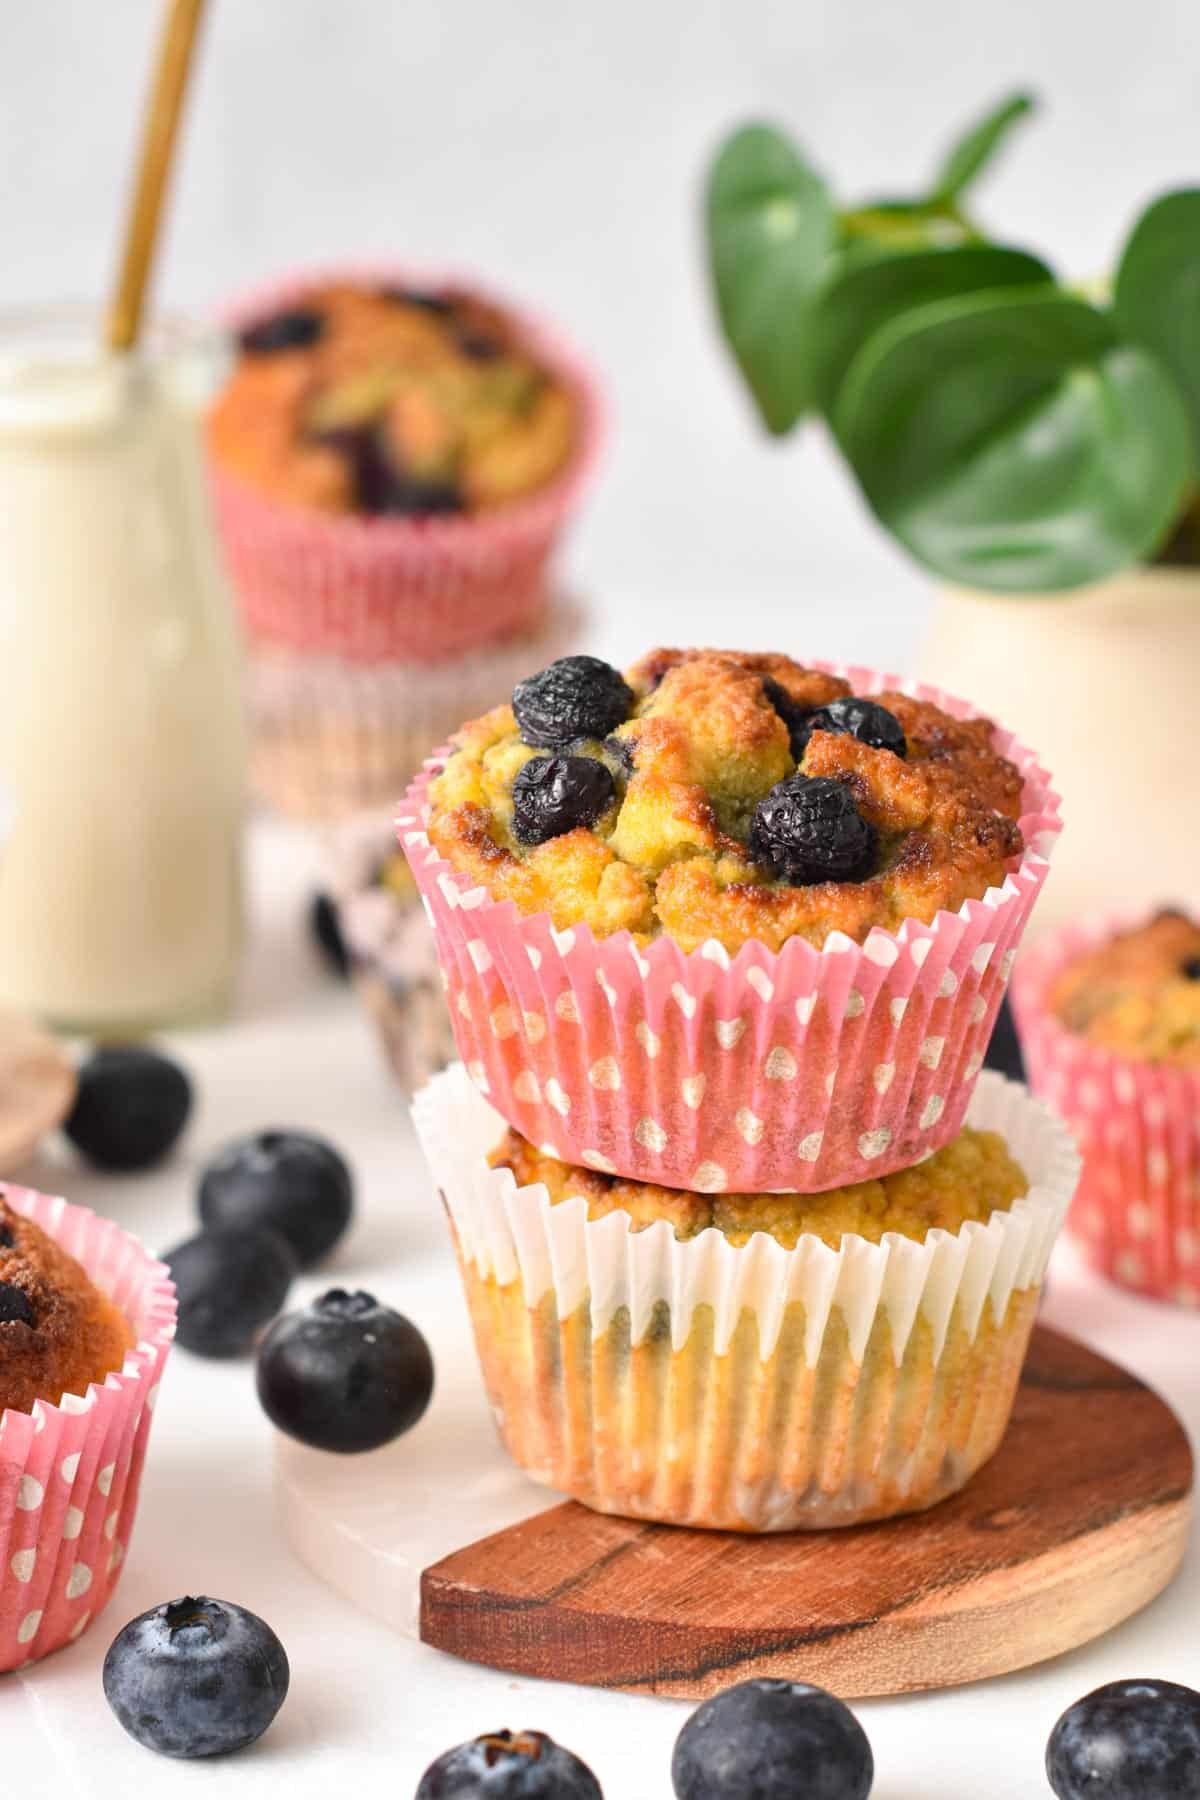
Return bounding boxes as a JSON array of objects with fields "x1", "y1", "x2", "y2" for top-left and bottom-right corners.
[{"x1": 105, "y1": 0, "x2": 209, "y2": 351}]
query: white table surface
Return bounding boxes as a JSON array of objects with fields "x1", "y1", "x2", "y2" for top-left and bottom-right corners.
[{"x1": 8, "y1": 817, "x2": 1198, "y2": 1800}]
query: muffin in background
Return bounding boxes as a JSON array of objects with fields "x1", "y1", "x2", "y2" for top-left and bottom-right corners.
[
  {"x1": 414, "y1": 1064, "x2": 1076, "y2": 1532},
  {"x1": 208, "y1": 266, "x2": 602, "y2": 666},
  {"x1": 0, "y1": 1186, "x2": 175, "y2": 1670},
  {"x1": 401, "y1": 648, "x2": 1060, "y2": 1193},
  {"x1": 1014, "y1": 909, "x2": 1200, "y2": 1305},
  {"x1": 327, "y1": 814, "x2": 455, "y2": 1096}
]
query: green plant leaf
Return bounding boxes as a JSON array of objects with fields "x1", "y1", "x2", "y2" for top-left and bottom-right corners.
[
  {"x1": 932, "y1": 91, "x2": 1036, "y2": 203},
  {"x1": 835, "y1": 288, "x2": 1194, "y2": 591},
  {"x1": 839, "y1": 199, "x2": 977, "y2": 252},
  {"x1": 1114, "y1": 188, "x2": 1200, "y2": 452},
  {"x1": 706, "y1": 123, "x2": 836, "y2": 433},
  {"x1": 811, "y1": 243, "x2": 1054, "y2": 411}
]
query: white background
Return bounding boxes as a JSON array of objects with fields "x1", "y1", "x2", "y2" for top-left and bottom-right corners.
[
  {"x1": 4, "y1": 4, "x2": 1199, "y2": 1794},
  {"x1": 3, "y1": 0, "x2": 1199, "y2": 669}
]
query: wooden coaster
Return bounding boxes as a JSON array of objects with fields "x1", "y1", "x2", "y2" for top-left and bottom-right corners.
[
  {"x1": 419, "y1": 1327, "x2": 1193, "y2": 1699},
  {"x1": 0, "y1": 1012, "x2": 76, "y2": 1174}
]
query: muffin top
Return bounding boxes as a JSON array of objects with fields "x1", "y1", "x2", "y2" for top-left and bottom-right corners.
[
  {"x1": 0, "y1": 1193, "x2": 134, "y2": 1417},
  {"x1": 1048, "y1": 910, "x2": 1200, "y2": 1066},
  {"x1": 426, "y1": 648, "x2": 1025, "y2": 953},
  {"x1": 491, "y1": 1123, "x2": 1028, "y2": 1250},
  {"x1": 208, "y1": 281, "x2": 577, "y2": 517}
]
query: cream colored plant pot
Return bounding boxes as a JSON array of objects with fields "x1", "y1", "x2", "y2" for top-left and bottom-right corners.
[{"x1": 922, "y1": 568, "x2": 1200, "y2": 936}]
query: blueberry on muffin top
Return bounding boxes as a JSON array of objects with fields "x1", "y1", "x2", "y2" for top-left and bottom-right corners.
[
  {"x1": 426, "y1": 647, "x2": 1025, "y2": 954},
  {"x1": 1048, "y1": 909, "x2": 1200, "y2": 1066}
]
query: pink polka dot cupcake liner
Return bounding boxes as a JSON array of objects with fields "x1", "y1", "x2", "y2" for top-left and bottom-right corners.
[
  {"x1": 0, "y1": 1188, "x2": 175, "y2": 1672},
  {"x1": 398, "y1": 666, "x2": 1060, "y2": 1193},
  {"x1": 209, "y1": 264, "x2": 604, "y2": 665},
  {"x1": 1013, "y1": 913, "x2": 1200, "y2": 1306}
]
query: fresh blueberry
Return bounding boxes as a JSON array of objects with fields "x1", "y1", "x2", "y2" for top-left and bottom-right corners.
[
  {"x1": 1183, "y1": 957, "x2": 1200, "y2": 981},
  {"x1": 65, "y1": 1046, "x2": 193, "y2": 1172},
  {"x1": 165, "y1": 1227, "x2": 295, "y2": 1358},
  {"x1": 762, "y1": 676, "x2": 814, "y2": 760},
  {"x1": 512, "y1": 655, "x2": 634, "y2": 750},
  {"x1": 103, "y1": 1596, "x2": 289, "y2": 1759},
  {"x1": 0, "y1": 1280, "x2": 35, "y2": 1326},
  {"x1": 416, "y1": 1729, "x2": 603, "y2": 1799},
  {"x1": 238, "y1": 309, "x2": 324, "y2": 355},
  {"x1": 672, "y1": 1679, "x2": 873, "y2": 1800},
  {"x1": 256, "y1": 1289, "x2": 433, "y2": 1453},
  {"x1": 750, "y1": 776, "x2": 877, "y2": 885},
  {"x1": 801, "y1": 697, "x2": 907, "y2": 759},
  {"x1": 310, "y1": 891, "x2": 351, "y2": 978},
  {"x1": 1047, "y1": 1678, "x2": 1200, "y2": 1799},
  {"x1": 198, "y1": 1129, "x2": 353, "y2": 1269},
  {"x1": 512, "y1": 754, "x2": 616, "y2": 846}
]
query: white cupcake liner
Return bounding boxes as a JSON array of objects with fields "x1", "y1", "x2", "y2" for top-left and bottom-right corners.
[
  {"x1": 413, "y1": 1065, "x2": 1077, "y2": 1530},
  {"x1": 400, "y1": 663, "x2": 1060, "y2": 1192},
  {"x1": 0, "y1": 1188, "x2": 175, "y2": 1669}
]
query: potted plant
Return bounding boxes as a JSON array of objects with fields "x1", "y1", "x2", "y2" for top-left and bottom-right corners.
[{"x1": 705, "y1": 93, "x2": 1200, "y2": 927}]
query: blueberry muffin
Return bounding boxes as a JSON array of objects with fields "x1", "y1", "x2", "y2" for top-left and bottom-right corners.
[
  {"x1": 208, "y1": 282, "x2": 577, "y2": 517},
  {"x1": 427, "y1": 648, "x2": 1026, "y2": 953},
  {"x1": 491, "y1": 1120, "x2": 1028, "y2": 1247},
  {"x1": 423, "y1": 1075, "x2": 1069, "y2": 1530},
  {"x1": 0, "y1": 1191, "x2": 133, "y2": 1416},
  {"x1": 1047, "y1": 910, "x2": 1200, "y2": 1067}
]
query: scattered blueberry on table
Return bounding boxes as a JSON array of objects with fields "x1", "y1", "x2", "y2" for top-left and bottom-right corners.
[
  {"x1": 416, "y1": 1729, "x2": 603, "y2": 1799},
  {"x1": 672, "y1": 1678, "x2": 874, "y2": 1799},
  {"x1": 199, "y1": 1128, "x2": 354, "y2": 1268},
  {"x1": 64, "y1": 1045, "x2": 193, "y2": 1172},
  {"x1": 164, "y1": 1225, "x2": 295, "y2": 1358},
  {"x1": 1047, "y1": 1677, "x2": 1200, "y2": 1799},
  {"x1": 103, "y1": 1596, "x2": 289, "y2": 1758},
  {"x1": 256, "y1": 1288, "x2": 434, "y2": 1452}
]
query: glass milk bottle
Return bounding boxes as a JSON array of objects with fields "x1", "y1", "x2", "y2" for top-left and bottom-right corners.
[{"x1": 0, "y1": 308, "x2": 245, "y2": 1033}]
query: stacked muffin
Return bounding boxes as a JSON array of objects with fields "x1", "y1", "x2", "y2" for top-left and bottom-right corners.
[
  {"x1": 206, "y1": 272, "x2": 600, "y2": 820},
  {"x1": 407, "y1": 648, "x2": 1076, "y2": 1530}
]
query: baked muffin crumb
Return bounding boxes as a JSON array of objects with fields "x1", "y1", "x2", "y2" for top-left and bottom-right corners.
[{"x1": 0, "y1": 1193, "x2": 134, "y2": 1417}]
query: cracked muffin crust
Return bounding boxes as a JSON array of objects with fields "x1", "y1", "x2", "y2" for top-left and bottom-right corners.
[
  {"x1": 490, "y1": 1122, "x2": 1028, "y2": 1249},
  {"x1": 427, "y1": 647, "x2": 1026, "y2": 953},
  {"x1": 0, "y1": 1192, "x2": 134, "y2": 1417},
  {"x1": 1048, "y1": 909, "x2": 1200, "y2": 1066},
  {"x1": 208, "y1": 282, "x2": 577, "y2": 517}
]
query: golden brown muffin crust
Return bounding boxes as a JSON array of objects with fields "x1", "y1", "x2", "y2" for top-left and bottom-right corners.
[
  {"x1": 490, "y1": 1125, "x2": 1028, "y2": 1250},
  {"x1": 208, "y1": 282, "x2": 577, "y2": 516},
  {"x1": 1049, "y1": 909, "x2": 1200, "y2": 1066},
  {"x1": 428, "y1": 647, "x2": 1025, "y2": 952},
  {"x1": 0, "y1": 1193, "x2": 134, "y2": 1418}
]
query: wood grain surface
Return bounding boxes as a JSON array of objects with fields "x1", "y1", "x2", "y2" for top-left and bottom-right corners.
[{"x1": 420, "y1": 1326, "x2": 1193, "y2": 1699}]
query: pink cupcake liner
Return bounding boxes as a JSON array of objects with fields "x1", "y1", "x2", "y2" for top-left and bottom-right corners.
[
  {"x1": 398, "y1": 664, "x2": 1060, "y2": 1193},
  {"x1": 0, "y1": 1188, "x2": 175, "y2": 1671},
  {"x1": 209, "y1": 263, "x2": 604, "y2": 665},
  {"x1": 1012, "y1": 913, "x2": 1200, "y2": 1305},
  {"x1": 248, "y1": 593, "x2": 582, "y2": 821}
]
